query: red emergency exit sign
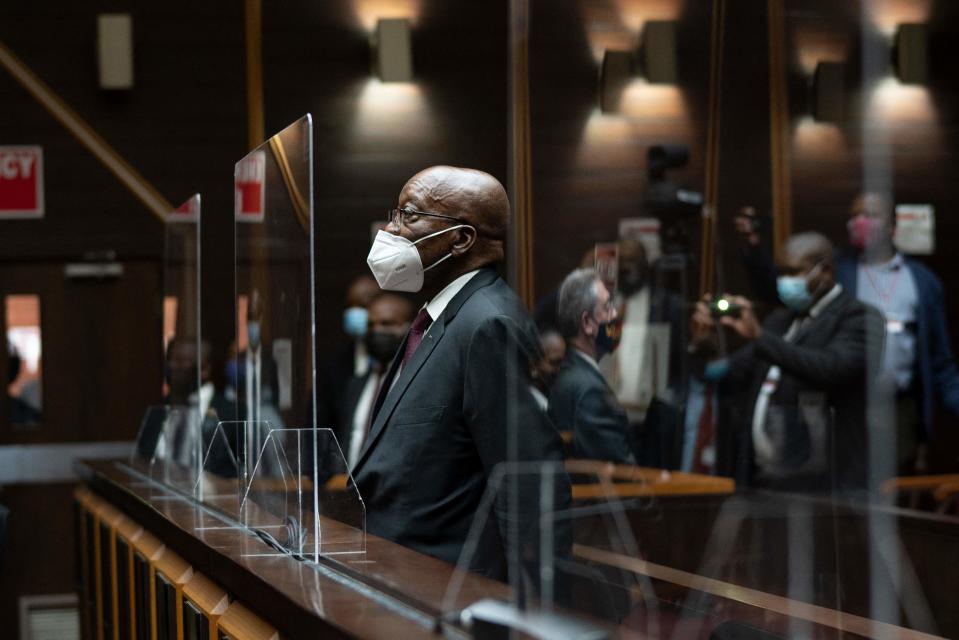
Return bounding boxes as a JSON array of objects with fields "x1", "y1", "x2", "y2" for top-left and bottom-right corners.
[{"x1": 0, "y1": 146, "x2": 44, "y2": 219}]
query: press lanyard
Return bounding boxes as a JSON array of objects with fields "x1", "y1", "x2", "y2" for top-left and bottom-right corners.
[{"x1": 863, "y1": 260, "x2": 902, "y2": 311}]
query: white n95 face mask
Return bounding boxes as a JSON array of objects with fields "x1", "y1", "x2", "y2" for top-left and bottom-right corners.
[{"x1": 366, "y1": 226, "x2": 473, "y2": 292}]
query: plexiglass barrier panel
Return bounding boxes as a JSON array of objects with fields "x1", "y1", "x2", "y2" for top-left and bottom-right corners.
[
  {"x1": 240, "y1": 427, "x2": 364, "y2": 560},
  {"x1": 132, "y1": 405, "x2": 172, "y2": 464},
  {"x1": 128, "y1": 194, "x2": 205, "y2": 496},
  {"x1": 130, "y1": 404, "x2": 203, "y2": 497},
  {"x1": 233, "y1": 115, "x2": 314, "y2": 439},
  {"x1": 193, "y1": 420, "x2": 256, "y2": 517}
]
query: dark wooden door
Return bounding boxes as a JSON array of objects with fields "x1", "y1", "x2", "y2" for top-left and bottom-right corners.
[{"x1": 0, "y1": 260, "x2": 162, "y2": 445}]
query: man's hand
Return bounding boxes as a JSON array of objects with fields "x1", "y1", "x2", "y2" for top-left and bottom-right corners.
[
  {"x1": 691, "y1": 294, "x2": 718, "y2": 349},
  {"x1": 718, "y1": 294, "x2": 761, "y2": 340}
]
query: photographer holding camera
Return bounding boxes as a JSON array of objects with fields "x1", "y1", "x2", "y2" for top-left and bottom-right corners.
[{"x1": 692, "y1": 232, "x2": 884, "y2": 494}]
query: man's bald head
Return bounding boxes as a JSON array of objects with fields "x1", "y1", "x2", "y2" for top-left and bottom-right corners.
[
  {"x1": 401, "y1": 165, "x2": 509, "y2": 248},
  {"x1": 784, "y1": 232, "x2": 833, "y2": 267},
  {"x1": 780, "y1": 232, "x2": 835, "y2": 302}
]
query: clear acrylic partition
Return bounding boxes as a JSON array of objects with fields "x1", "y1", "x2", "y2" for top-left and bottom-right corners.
[
  {"x1": 433, "y1": 0, "x2": 947, "y2": 637},
  {"x1": 128, "y1": 195, "x2": 203, "y2": 496},
  {"x1": 234, "y1": 115, "x2": 314, "y2": 450},
  {"x1": 192, "y1": 420, "x2": 252, "y2": 515},
  {"x1": 130, "y1": 404, "x2": 201, "y2": 495},
  {"x1": 233, "y1": 115, "x2": 362, "y2": 561},
  {"x1": 237, "y1": 427, "x2": 364, "y2": 558}
]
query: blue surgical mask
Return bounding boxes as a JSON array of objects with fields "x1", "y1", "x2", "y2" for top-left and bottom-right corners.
[
  {"x1": 777, "y1": 276, "x2": 812, "y2": 312},
  {"x1": 343, "y1": 306, "x2": 368, "y2": 338},
  {"x1": 777, "y1": 261, "x2": 823, "y2": 312},
  {"x1": 247, "y1": 321, "x2": 261, "y2": 348},
  {"x1": 225, "y1": 359, "x2": 244, "y2": 388},
  {"x1": 703, "y1": 358, "x2": 730, "y2": 381}
]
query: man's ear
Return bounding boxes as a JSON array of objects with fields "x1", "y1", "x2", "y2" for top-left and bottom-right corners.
[
  {"x1": 450, "y1": 226, "x2": 477, "y2": 256},
  {"x1": 580, "y1": 310, "x2": 595, "y2": 337}
]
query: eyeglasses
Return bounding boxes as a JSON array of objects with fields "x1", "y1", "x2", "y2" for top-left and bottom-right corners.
[
  {"x1": 593, "y1": 299, "x2": 617, "y2": 318},
  {"x1": 387, "y1": 207, "x2": 465, "y2": 227}
]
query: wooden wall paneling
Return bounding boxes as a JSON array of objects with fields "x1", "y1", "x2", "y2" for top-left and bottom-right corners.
[
  {"x1": 183, "y1": 573, "x2": 230, "y2": 640},
  {"x1": 75, "y1": 487, "x2": 99, "y2": 640},
  {"x1": 90, "y1": 500, "x2": 122, "y2": 640},
  {"x1": 153, "y1": 548, "x2": 194, "y2": 640},
  {"x1": 116, "y1": 515, "x2": 145, "y2": 640},
  {"x1": 131, "y1": 530, "x2": 165, "y2": 640},
  {"x1": 0, "y1": 39, "x2": 172, "y2": 221},
  {"x1": 528, "y1": 0, "x2": 713, "y2": 301},
  {"x1": 256, "y1": 0, "x2": 509, "y2": 362}
]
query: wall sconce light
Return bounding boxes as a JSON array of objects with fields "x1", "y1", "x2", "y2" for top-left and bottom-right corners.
[
  {"x1": 639, "y1": 21, "x2": 678, "y2": 84},
  {"x1": 371, "y1": 18, "x2": 413, "y2": 82},
  {"x1": 894, "y1": 23, "x2": 927, "y2": 84},
  {"x1": 811, "y1": 61, "x2": 844, "y2": 123},
  {"x1": 598, "y1": 20, "x2": 677, "y2": 113},
  {"x1": 598, "y1": 50, "x2": 633, "y2": 113},
  {"x1": 97, "y1": 14, "x2": 134, "y2": 89}
]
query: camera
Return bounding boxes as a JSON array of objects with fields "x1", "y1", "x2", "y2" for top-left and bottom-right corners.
[{"x1": 709, "y1": 298, "x2": 742, "y2": 319}]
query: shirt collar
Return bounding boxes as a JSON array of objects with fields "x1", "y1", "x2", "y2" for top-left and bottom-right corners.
[
  {"x1": 425, "y1": 269, "x2": 481, "y2": 322},
  {"x1": 187, "y1": 381, "x2": 216, "y2": 418},
  {"x1": 808, "y1": 283, "x2": 843, "y2": 318},
  {"x1": 860, "y1": 252, "x2": 905, "y2": 272},
  {"x1": 572, "y1": 348, "x2": 602, "y2": 373}
]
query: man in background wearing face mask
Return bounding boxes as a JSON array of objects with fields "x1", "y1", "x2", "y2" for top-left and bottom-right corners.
[
  {"x1": 316, "y1": 275, "x2": 380, "y2": 436},
  {"x1": 335, "y1": 292, "x2": 413, "y2": 469},
  {"x1": 836, "y1": 193, "x2": 959, "y2": 475},
  {"x1": 549, "y1": 268, "x2": 635, "y2": 464},
  {"x1": 693, "y1": 232, "x2": 883, "y2": 493},
  {"x1": 737, "y1": 193, "x2": 959, "y2": 475},
  {"x1": 601, "y1": 238, "x2": 685, "y2": 467},
  {"x1": 356, "y1": 165, "x2": 570, "y2": 580}
]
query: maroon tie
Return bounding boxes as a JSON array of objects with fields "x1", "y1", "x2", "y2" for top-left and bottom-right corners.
[
  {"x1": 692, "y1": 383, "x2": 715, "y2": 474},
  {"x1": 401, "y1": 309, "x2": 432, "y2": 367}
]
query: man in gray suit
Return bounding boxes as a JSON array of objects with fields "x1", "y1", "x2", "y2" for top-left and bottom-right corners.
[
  {"x1": 549, "y1": 268, "x2": 636, "y2": 465},
  {"x1": 354, "y1": 166, "x2": 570, "y2": 580}
]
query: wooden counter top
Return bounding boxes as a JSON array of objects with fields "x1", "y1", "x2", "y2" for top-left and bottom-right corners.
[{"x1": 78, "y1": 458, "x2": 509, "y2": 639}]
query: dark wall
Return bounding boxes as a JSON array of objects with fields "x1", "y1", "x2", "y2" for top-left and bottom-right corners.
[
  {"x1": 529, "y1": 0, "x2": 713, "y2": 298},
  {"x1": 0, "y1": 3, "x2": 246, "y2": 636},
  {"x1": 259, "y1": 0, "x2": 509, "y2": 361}
]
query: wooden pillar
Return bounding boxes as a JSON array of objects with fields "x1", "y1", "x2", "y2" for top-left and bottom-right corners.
[
  {"x1": 245, "y1": 0, "x2": 265, "y2": 150},
  {"x1": 767, "y1": 0, "x2": 792, "y2": 260},
  {"x1": 700, "y1": 0, "x2": 727, "y2": 296},
  {"x1": 508, "y1": 0, "x2": 535, "y2": 309}
]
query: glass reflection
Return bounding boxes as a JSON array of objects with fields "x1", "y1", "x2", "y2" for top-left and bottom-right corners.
[{"x1": 6, "y1": 294, "x2": 41, "y2": 426}]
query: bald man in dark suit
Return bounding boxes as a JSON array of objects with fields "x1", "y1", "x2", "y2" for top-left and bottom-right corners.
[{"x1": 354, "y1": 166, "x2": 571, "y2": 581}]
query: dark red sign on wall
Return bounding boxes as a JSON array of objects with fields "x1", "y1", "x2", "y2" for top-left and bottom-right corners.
[{"x1": 0, "y1": 146, "x2": 44, "y2": 219}]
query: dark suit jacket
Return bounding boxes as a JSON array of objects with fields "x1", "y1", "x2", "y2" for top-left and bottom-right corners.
[
  {"x1": 741, "y1": 245, "x2": 959, "y2": 437},
  {"x1": 352, "y1": 268, "x2": 571, "y2": 580},
  {"x1": 549, "y1": 351, "x2": 636, "y2": 465},
  {"x1": 727, "y1": 289, "x2": 884, "y2": 491}
]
